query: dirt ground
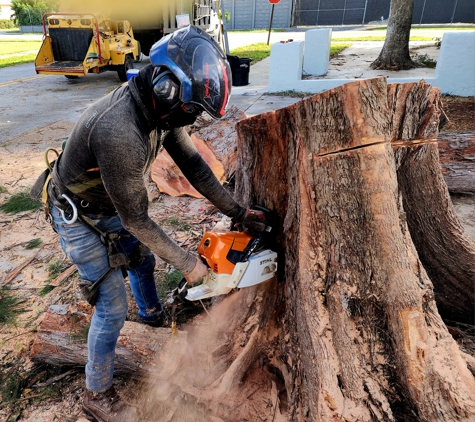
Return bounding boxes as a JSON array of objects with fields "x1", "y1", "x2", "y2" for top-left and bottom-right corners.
[{"x1": 0, "y1": 95, "x2": 474, "y2": 422}]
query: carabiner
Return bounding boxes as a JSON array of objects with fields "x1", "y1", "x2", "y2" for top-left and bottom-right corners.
[{"x1": 60, "y1": 193, "x2": 78, "y2": 224}]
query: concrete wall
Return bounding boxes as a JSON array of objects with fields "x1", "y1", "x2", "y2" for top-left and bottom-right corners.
[
  {"x1": 222, "y1": 0, "x2": 293, "y2": 30},
  {"x1": 268, "y1": 31, "x2": 475, "y2": 97}
]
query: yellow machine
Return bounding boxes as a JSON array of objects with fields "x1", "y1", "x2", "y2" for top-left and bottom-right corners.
[{"x1": 35, "y1": 13, "x2": 140, "y2": 81}]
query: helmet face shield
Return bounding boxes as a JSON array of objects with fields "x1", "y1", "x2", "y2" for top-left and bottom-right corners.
[{"x1": 150, "y1": 25, "x2": 232, "y2": 119}]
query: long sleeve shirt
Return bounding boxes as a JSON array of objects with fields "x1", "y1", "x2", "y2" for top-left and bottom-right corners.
[{"x1": 54, "y1": 64, "x2": 245, "y2": 274}]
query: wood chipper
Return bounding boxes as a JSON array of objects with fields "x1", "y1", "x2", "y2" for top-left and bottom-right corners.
[{"x1": 35, "y1": 13, "x2": 140, "y2": 81}]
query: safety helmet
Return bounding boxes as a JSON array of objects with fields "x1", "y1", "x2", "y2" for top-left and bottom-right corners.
[{"x1": 149, "y1": 25, "x2": 231, "y2": 119}]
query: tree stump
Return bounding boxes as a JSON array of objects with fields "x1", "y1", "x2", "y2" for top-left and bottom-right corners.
[{"x1": 230, "y1": 77, "x2": 475, "y2": 421}]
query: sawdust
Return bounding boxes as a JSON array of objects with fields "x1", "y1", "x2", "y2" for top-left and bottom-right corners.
[{"x1": 137, "y1": 291, "x2": 285, "y2": 422}]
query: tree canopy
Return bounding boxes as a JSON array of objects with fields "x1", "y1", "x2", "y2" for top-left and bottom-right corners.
[{"x1": 11, "y1": 0, "x2": 58, "y2": 26}]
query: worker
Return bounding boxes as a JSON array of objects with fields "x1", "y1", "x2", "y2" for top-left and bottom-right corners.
[{"x1": 42, "y1": 25, "x2": 266, "y2": 421}]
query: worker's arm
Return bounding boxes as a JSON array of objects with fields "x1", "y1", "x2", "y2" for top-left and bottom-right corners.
[
  {"x1": 163, "y1": 127, "x2": 247, "y2": 220},
  {"x1": 92, "y1": 129, "x2": 199, "y2": 276}
]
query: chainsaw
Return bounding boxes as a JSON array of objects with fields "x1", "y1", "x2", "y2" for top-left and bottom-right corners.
[{"x1": 166, "y1": 208, "x2": 278, "y2": 307}]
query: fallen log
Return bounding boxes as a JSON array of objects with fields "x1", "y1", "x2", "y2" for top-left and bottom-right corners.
[
  {"x1": 437, "y1": 131, "x2": 475, "y2": 193},
  {"x1": 30, "y1": 303, "x2": 186, "y2": 378}
]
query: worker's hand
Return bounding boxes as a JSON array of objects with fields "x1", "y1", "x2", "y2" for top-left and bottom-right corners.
[
  {"x1": 183, "y1": 258, "x2": 208, "y2": 285},
  {"x1": 239, "y1": 208, "x2": 267, "y2": 232}
]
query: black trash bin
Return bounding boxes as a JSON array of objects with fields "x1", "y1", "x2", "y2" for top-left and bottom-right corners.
[{"x1": 226, "y1": 55, "x2": 251, "y2": 87}]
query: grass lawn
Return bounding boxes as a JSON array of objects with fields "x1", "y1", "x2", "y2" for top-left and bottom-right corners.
[
  {"x1": 0, "y1": 53, "x2": 37, "y2": 68},
  {"x1": 369, "y1": 25, "x2": 475, "y2": 31},
  {"x1": 230, "y1": 42, "x2": 351, "y2": 64},
  {"x1": 0, "y1": 40, "x2": 41, "y2": 55}
]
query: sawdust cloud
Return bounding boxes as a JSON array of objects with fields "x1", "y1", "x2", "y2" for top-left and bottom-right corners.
[{"x1": 135, "y1": 292, "x2": 244, "y2": 422}]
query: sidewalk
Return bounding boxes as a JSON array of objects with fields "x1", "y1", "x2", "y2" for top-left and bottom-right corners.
[{"x1": 228, "y1": 40, "x2": 440, "y2": 117}]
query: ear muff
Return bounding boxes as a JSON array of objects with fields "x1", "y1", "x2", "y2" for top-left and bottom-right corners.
[{"x1": 152, "y1": 67, "x2": 180, "y2": 107}]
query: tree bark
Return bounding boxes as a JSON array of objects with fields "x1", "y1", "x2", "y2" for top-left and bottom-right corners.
[
  {"x1": 437, "y1": 131, "x2": 475, "y2": 193},
  {"x1": 231, "y1": 77, "x2": 475, "y2": 421},
  {"x1": 371, "y1": 0, "x2": 417, "y2": 70},
  {"x1": 387, "y1": 82, "x2": 475, "y2": 324}
]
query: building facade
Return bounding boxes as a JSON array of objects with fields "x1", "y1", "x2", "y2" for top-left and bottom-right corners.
[{"x1": 1, "y1": 0, "x2": 12, "y2": 20}]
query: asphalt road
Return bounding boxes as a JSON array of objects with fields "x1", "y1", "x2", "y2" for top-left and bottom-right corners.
[{"x1": 0, "y1": 62, "x2": 151, "y2": 144}]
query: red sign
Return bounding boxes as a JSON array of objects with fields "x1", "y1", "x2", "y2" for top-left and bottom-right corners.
[{"x1": 269, "y1": 0, "x2": 280, "y2": 4}]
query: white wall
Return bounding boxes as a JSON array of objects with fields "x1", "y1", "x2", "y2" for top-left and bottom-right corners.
[{"x1": 1, "y1": 1, "x2": 13, "y2": 20}]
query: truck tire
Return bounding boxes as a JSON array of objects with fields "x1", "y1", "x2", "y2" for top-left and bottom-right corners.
[{"x1": 117, "y1": 55, "x2": 134, "y2": 82}]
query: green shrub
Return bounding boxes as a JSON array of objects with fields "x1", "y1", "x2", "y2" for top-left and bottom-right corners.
[
  {"x1": 0, "y1": 19, "x2": 17, "y2": 29},
  {"x1": 11, "y1": 0, "x2": 58, "y2": 26}
]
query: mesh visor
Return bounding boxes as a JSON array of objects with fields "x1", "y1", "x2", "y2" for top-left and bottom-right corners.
[{"x1": 168, "y1": 37, "x2": 231, "y2": 118}]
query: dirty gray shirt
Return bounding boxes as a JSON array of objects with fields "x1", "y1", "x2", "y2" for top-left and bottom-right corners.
[{"x1": 55, "y1": 65, "x2": 245, "y2": 274}]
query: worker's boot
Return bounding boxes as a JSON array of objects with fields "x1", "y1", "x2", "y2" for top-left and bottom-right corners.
[{"x1": 82, "y1": 386, "x2": 139, "y2": 422}]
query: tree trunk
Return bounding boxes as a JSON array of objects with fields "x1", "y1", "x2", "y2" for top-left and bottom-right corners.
[
  {"x1": 387, "y1": 82, "x2": 475, "y2": 324},
  {"x1": 231, "y1": 77, "x2": 475, "y2": 421},
  {"x1": 371, "y1": 0, "x2": 417, "y2": 70},
  {"x1": 437, "y1": 131, "x2": 475, "y2": 193}
]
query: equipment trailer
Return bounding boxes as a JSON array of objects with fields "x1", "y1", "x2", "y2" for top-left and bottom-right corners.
[{"x1": 35, "y1": 13, "x2": 140, "y2": 81}]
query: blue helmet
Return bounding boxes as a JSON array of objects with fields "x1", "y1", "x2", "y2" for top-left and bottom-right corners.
[{"x1": 150, "y1": 25, "x2": 231, "y2": 119}]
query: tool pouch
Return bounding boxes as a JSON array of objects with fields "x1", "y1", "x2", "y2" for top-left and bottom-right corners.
[
  {"x1": 107, "y1": 240, "x2": 130, "y2": 270},
  {"x1": 77, "y1": 278, "x2": 100, "y2": 306},
  {"x1": 106, "y1": 238, "x2": 149, "y2": 271},
  {"x1": 78, "y1": 267, "x2": 115, "y2": 306},
  {"x1": 127, "y1": 243, "x2": 150, "y2": 269},
  {"x1": 30, "y1": 168, "x2": 51, "y2": 201}
]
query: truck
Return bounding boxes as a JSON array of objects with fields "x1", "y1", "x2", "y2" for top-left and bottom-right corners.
[
  {"x1": 57, "y1": 0, "x2": 220, "y2": 56},
  {"x1": 35, "y1": 13, "x2": 141, "y2": 81}
]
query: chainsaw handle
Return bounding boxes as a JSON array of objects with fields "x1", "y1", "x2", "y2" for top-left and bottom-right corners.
[{"x1": 177, "y1": 278, "x2": 188, "y2": 300}]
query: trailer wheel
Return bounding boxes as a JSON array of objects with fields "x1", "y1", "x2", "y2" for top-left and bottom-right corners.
[{"x1": 117, "y1": 55, "x2": 134, "y2": 82}]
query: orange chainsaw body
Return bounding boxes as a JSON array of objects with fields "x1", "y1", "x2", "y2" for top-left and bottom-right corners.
[{"x1": 198, "y1": 231, "x2": 254, "y2": 275}]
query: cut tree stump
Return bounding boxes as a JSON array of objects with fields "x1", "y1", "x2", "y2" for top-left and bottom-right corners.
[{"x1": 229, "y1": 77, "x2": 475, "y2": 421}]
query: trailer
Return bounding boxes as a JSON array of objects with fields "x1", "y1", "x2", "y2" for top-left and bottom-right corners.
[{"x1": 35, "y1": 13, "x2": 140, "y2": 81}]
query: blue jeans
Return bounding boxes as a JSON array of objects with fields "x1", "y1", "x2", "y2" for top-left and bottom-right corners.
[{"x1": 50, "y1": 204, "x2": 163, "y2": 392}]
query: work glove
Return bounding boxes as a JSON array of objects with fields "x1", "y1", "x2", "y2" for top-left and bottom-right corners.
[{"x1": 238, "y1": 208, "x2": 267, "y2": 232}]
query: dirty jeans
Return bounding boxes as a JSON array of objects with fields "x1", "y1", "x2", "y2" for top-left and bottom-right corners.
[{"x1": 50, "y1": 204, "x2": 162, "y2": 392}]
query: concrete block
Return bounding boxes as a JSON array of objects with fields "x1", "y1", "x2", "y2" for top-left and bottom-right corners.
[
  {"x1": 267, "y1": 31, "x2": 475, "y2": 97},
  {"x1": 432, "y1": 31, "x2": 475, "y2": 96},
  {"x1": 303, "y1": 28, "x2": 332, "y2": 76},
  {"x1": 268, "y1": 41, "x2": 304, "y2": 93}
]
